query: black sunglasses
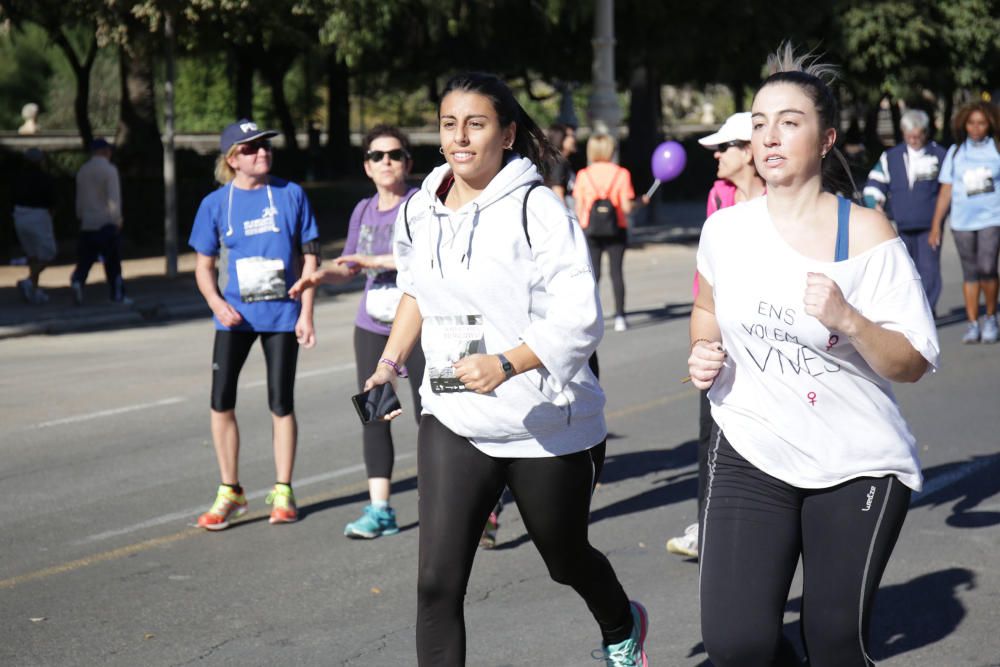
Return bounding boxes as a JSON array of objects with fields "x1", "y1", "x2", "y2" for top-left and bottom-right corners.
[
  {"x1": 238, "y1": 140, "x2": 272, "y2": 155},
  {"x1": 366, "y1": 149, "x2": 409, "y2": 163},
  {"x1": 715, "y1": 141, "x2": 747, "y2": 152}
]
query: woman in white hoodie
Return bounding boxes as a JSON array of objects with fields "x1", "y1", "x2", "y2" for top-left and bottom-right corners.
[{"x1": 363, "y1": 72, "x2": 647, "y2": 667}]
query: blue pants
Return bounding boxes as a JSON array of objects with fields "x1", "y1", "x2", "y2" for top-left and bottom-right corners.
[
  {"x1": 898, "y1": 228, "x2": 941, "y2": 314},
  {"x1": 71, "y1": 224, "x2": 125, "y2": 300}
]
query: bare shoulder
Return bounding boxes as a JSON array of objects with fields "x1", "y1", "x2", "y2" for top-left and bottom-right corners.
[{"x1": 849, "y1": 202, "x2": 897, "y2": 252}]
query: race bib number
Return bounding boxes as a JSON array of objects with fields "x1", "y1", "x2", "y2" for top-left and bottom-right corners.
[
  {"x1": 235, "y1": 257, "x2": 287, "y2": 303},
  {"x1": 423, "y1": 315, "x2": 485, "y2": 393},
  {"x1": 963, "y1": 166, "x2": 995, "y2": 197}
]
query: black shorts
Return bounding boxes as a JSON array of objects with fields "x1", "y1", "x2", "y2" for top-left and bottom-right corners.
[{"x1": 210, "y1": 330, "x2": 299, "y2": 416}]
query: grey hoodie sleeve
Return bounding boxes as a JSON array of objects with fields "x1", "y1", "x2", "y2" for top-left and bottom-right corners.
[{"x1": 519, "y1": 189, "x2": 603, "y2": 391}]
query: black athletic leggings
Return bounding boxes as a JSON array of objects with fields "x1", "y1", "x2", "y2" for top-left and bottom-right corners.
[
  {"x1": 416, "y1": 416, "x2": 632, "y2": 665},
  {"x1": 587, "y1": 230, "x2": 627, "y2": 318},
  {"x1": 211, "y1": 330, "x2": 298, "y2": 416},
  {"x1": 354, "y1": 326, "x2": 425, "y2": 479},
  {"x1": 700, "y1": 430, "x2": 911, "y2": 667}
]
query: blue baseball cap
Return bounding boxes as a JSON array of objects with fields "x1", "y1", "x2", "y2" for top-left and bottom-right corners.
[
  {"x1": 90, "y1": 138, "x2": 112, "y2": 152},
  {"x1": 220, "y1": 119, "x2": 278, "y2": 154}
]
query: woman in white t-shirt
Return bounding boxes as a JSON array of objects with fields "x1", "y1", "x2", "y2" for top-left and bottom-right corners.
[{"x1": 689, "y1": 44, "x2": 940, "y2": 667}]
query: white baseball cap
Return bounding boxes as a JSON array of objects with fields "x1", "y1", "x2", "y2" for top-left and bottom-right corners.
[{"x1": 698, "y1": 112, "x2": 752, "y2": 148}]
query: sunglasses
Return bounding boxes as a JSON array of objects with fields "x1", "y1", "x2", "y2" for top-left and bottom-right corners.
[
  {"x1": 238, "y1": 140, "x2": 272, "y2": 155},
  {"x1": 715, "y1": 141, "x2": 747, "y2": 152},
  {"x1": 366, "y1": 149, "x2": 409, "y2": 163}
]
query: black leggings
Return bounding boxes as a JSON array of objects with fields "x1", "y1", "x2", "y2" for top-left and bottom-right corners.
[
  {"x1": 587, "y1": 232, "x2": 627, "y2": 317},
  {"x1": 354, "y1": 326, "x2": 425, "y2": 479},
  {"x1": 700, "y1": 430, "x2": 910, "y2": 667},
  {"x1": 416, "y1": 416, "x2": 632, "y2": 665},
  {"x1": 211, "y1": 330, "x2": 298, "y2": 416}
]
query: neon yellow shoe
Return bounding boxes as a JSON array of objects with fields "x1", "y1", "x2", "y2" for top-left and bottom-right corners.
[
  {"x1": 197, "y1": 485, "x2": 248, "y2": 531},
  {"x1": 266, "y1": 484, "x2": 298, "y2": 524}
]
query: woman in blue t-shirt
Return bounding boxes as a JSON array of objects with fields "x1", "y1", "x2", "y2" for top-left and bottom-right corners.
[
  {"x1": 930, "y1": 101, "x2": 1000, "y2": 344},
  {"x1": 188, "y1": 119, "x2": 321, "y2": 530},
  {"x1": 290, "y1": 125, "x2": 425, "y2": 539}
]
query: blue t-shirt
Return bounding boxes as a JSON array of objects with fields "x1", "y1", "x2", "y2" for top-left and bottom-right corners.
[
  {"x1": 189, "y1": 177, "x2": 319, "y2": 332},
  {"x1": 939, "y1": 138, "x2": 1000, "y2": 232}
]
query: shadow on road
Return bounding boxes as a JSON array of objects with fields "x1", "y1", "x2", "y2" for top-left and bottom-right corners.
[
  {"x1": 911, "y1": 453, "x2": 1000, "y2": 528},
  {"x1": 297, "y1": 474, "x2": 418, "y2": 522}
]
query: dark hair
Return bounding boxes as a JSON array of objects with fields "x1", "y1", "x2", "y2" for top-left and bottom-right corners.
[
  {"x1": 546, "y1": 123, "x2": 574, "y2": 153},
  {"x1": 755, "y1": 43, "x2": 860, "y2": 200},
  {"x1": 952, "y1": 100, "x2": 1000, "y2": 147},
  {"x1": 363, "y1": 124, "x2": 412, "y2": 157},
  {"x1": 440, "y1": 72, "x2": 560, "y2": 179}
]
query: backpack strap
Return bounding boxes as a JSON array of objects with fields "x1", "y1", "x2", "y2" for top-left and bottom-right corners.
[
  {"x1": 403, "y1": 191, "x2": 416, "y2": 242},
  {"x1": 834, "y1": 195, "x2": 850, "y2": 262},
  {"x1": 521, "y1": 181, "x2": 543, "y2": 248}
]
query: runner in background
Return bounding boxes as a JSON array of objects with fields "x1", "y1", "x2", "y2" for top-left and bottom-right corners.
[
  {"x1": 667, "y1": 111, "x2": 765, "y2": 560},
  {"x1": 188, "y1": 119, "x2": 320, "y2": 531},
  {"x1": 290, "y1": 125, "x2": 425, "y2": 539}
]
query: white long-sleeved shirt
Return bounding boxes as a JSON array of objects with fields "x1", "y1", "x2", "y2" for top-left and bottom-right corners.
[
  {"x1": 395, "y1": 157, "x2": 606, "y2": 457},
  {"x1": 76, "y1": 155, "x2": 122, "y2": 230}
]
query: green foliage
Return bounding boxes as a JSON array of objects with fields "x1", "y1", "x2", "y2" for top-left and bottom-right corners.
[
  {"x1": 0, "y1": 23, "x2": 54, "y2": 129},
  {"x1": 173, "y1": 57, "x2": 233, "y2": 131}
]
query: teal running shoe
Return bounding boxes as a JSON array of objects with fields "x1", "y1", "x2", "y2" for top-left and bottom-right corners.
[
  {"x1": 344, "y1": 504, "x2": 400, "y2": 539},
  {"x1": 600, "y1": 600, "x2": 648, "y2": 666}
]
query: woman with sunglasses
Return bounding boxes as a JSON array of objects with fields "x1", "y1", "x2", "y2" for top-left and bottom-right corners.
[
  {"x1": 362, "y1": 72, "x2": 647, "y2": 667},
  {"x1": 290, "y1": 125, "x2": 424, "y2": 539},
  {"x1": 188, "y1": 119, "x2": 321, "y2": 530}
]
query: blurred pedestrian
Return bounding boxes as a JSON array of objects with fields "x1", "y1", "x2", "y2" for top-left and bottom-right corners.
[
  {"x1": 574, "y1": 134, "x2": 639, "y2": 332},
  {"x1": 188, "y1": 119, "x2": 320, "y2": 530},
  {"x1": 930, "y1": 100, "x2": 1000, "y2": 343},
  {"x1": 363, "y1": 72, "x2": 648, "y2": 666},
  {"x1": 666, "y1": 112, "x2": 765, "y2": 560},
  {"x1": 864, "y1": 109, "x2": 948, "y2": 314},
  {"x1": 290, "y1": 125, "x2": 425, "y2": 539},
  {"x1": 691, "y1": 44, "x2": 939, "y2": 666},
  {"x1": 71, "y1": 138, "x2": 130, "y2": 305},
  {"x1": 545, "y1": 122, "x2": 577, "y2": 204},
  {"x1": 12, "y1": 148, "x2": 56, "y2": 304}
]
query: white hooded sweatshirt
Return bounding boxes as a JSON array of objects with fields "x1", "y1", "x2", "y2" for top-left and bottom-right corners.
[{"x1": 394, "y1": 156, "x2": 606, "y2": 457}]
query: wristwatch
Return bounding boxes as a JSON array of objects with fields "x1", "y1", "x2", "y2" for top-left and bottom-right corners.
[{"x1": 496, "y1": 353, "x2": 515, "y2": 380}]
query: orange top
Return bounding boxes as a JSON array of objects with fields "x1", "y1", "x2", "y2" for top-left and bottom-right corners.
[{"x1": 573, "y1": 162, "x2": 635, "y2": 229}]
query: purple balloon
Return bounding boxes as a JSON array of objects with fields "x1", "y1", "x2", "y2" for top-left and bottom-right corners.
[{"x1": 650, "y1": 141, "x2": 687, "y2": 182}]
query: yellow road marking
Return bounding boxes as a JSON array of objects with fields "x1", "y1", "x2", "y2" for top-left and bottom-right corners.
[{"x1": 1, "y1": 389, "x2": 698, "y2": 590}]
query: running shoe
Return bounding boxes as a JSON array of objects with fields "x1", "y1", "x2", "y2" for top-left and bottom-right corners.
[
  {"x1": 614, "y1": 316, "x2": 628, "y2": 332},
  {"x1": 266, "y1": 483, "x2": 298, "y2": 524},
  {"x1": 17, "y1": 279, "x2": 34, "y2": 303},
  {"x1": 479, "y1": 511, "x2": 500, "y2": 549},
  {"x1": 197, "y1": 485, "x2": 248, "y2": 531},
  {"x1": 71, "y1": 280, "x2": 84, "y2": 305},
  {"x1": 666, "y1": 522, "x2": 699, "y2": 558},
  {"x1": 344, "y1": 504, "x2": 399, "y2": 538},
  {"x1": 981, "y1": 315, "x2": 998, "y2": 344},
  {"x1": 600, "y1": 600, "x2": 649, "y2": 667},
  {"x1": 962, "y1": 320, "x2": 981, "y2": 344}
]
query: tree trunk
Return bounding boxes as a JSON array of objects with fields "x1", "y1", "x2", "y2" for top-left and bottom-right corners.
[
  {"x1": 117, "y1": 29, "x2": 164, "y2": 246},
  {"x1": 264, "y1": 59, "x2": 298, "y2": 152},
  {"x1": 623, "y1": 64, "x2": 662, "y2": 195},
  {"x1": 325, "y1": 53, "x2": 352, "y2": 177},
  {"x1": 889, "y1": 96, "x2": 903, "y2": 144},
  {"x1": 53, "y1": 29, "x2": 97, "y2": 151},
  {"x1": 730, "y1": 81, "x2": 745, "y2": 112},
  {"x1": 234, "y1": 47, "x2": 254, "y2": 119}
]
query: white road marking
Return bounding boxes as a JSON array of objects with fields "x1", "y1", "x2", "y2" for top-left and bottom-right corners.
[
  {"x1": 35, "y1": 397, "x2": 186, "y2": 429},
  {"x1": 71, "y1": 453, "x2": 415, "y2": 546}
]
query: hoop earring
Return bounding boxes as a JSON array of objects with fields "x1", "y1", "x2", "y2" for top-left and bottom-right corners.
[
  {"x1": 504, "y1": 143, "x2": 513, "y2": 150},
  {"x1": 438, "y1": 147, "x2": 444, "y2": 155}
]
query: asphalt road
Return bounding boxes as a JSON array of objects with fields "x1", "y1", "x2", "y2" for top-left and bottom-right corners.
[{"x1": 1, "y1": 240, "x2": 998, "y2": 667}]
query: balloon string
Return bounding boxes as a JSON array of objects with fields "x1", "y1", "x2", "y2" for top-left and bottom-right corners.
[{"x1": 644, "y1": 179, "x2": 661, "y2": 199}]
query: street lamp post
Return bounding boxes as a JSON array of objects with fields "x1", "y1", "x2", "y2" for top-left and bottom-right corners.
[
  {"x1": 588, "y1": 0, "x2": 621, "y2": 140},
  {"x1": 163, "y1": 9, "x2": 178, "y2": 278}
]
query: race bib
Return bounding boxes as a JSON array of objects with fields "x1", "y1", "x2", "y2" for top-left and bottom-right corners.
[
  {"x1": 911, "y1": 154, "x2": 939, "y2": 182},
  {"x1": 963, "y1": 166, "x2": 995, "y2": 197},
  {"x1": 235, "y1": 256, "x2": 287, "y2": 303},
  {"x1": 423, "y1": 315, "x2": 485, "y2": 393}
]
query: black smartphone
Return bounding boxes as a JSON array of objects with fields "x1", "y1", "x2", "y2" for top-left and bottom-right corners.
[{"x1": 351, "y1": 383, "x2": 401, "y2": 425}]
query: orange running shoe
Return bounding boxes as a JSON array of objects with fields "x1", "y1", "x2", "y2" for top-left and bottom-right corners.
[
  {"x1": 266, "y1": 484, "x2": 298, "y2": 524},
  {"x1": 197, "y1": 485, "x2": 248, "y2": 531}
]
